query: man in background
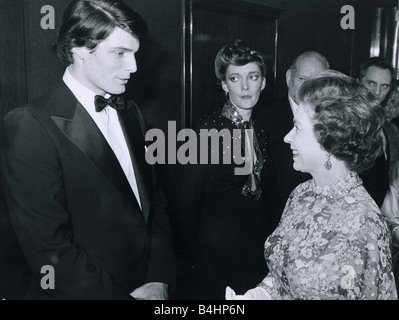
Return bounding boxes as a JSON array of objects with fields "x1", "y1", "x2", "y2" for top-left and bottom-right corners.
[
  {"x1": 357, "y1": 57, "x2": 392, "y2": 207},
  {"x1": 359, "y1": 57, "x2": 394, "y2": 105},
  {"x1": 258, "y1": 51, "x2": 329, "y2": 230}
]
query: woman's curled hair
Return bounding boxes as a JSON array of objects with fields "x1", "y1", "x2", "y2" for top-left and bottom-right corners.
[
  {"x1": 214, "y1": 39, "x2": 266, "y2": 82},
  {"x1": 298, "y1": 70, "x2": 385, "y2": 173}
]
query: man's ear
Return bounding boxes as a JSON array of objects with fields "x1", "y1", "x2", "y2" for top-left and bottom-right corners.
[
  {"x1": 261, "y1": 77, "x2": 266, "y2": 91},
  {"x1": 71, "y1": 47, "x2": 87, "y2": 61},
  {"x1": 286, "y1": 69, "x2": 292, "y2": 88}
]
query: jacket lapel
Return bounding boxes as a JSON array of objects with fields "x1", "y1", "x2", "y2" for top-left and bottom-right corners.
[
  {"x1": 50, "y1": 83, "x2": 142, "y2": 214},
  {"x1": 118, "y1": 102, "x2": 152, "y2": 223}
]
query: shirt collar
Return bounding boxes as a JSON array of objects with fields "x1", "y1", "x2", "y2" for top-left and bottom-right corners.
[
  {"x1": 62, "y1": 67, "x2": 110, "y2": 113},
  {"x1": 221, "y1": 100, "x2": 248, "y2": 127}
]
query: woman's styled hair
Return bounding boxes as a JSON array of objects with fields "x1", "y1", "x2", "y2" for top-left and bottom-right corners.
[
  {"x1": 298, "y1": 70, "x2": 385, "y2": 173},
  {"x1": 57, "y1": 0, "x2": 148, "y2": 65},
  {"x1": 214, "y1": 39, "x2": 266, "y2": 82},
  {"x1": 384, "y1": 83, "x2": 399, "y2": 120}
]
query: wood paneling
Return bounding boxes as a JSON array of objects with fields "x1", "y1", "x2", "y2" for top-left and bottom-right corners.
[
  {"x1": 23, "y1": 0, "x2": 70, "y2": 103},
  {"x1": 189, "y1": 0, "x2": 281, "y2": 126},
  {"x1": 0, "y1": 0, "x2": 30, "y2": 299},
  {"x1": 247, "y1": 0, "x2": 356, "y2": 95},
  {"x1": 124, "y1": 0, "x2": 183, "y2": 132},
  {"x1": 0, "y1": 0, "x2": 27, "y2": 123}
]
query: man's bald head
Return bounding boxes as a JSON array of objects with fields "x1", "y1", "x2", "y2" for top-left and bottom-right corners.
[{"x1": 286, "y1": 51, "x2": 330, "y2": 104}]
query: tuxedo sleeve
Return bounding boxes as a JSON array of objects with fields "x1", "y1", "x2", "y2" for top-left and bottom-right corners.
[
  {"x1": 132, "y1": 104, "x2": 176, "y2": 286},
  {"x1": 1, "y1": 109, "x2": 133, "y2": 299},
  {"x1": 144, "y1": 176, "x2": 176, "y2": 286}
]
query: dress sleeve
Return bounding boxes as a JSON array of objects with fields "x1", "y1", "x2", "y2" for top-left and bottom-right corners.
[
  {"x1": 318, "y1": 213, "x2": 397, "y2": 300},
  {"x1": 257, "y1": 274, "x2": 280, "y2": 299}
]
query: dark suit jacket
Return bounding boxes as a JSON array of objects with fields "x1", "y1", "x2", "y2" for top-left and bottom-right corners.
[
  {"x1": 359, "y1": 129, "x2": 390, "y2": 208},
  {"x1": 256, "y1": 95, "x2": 310, "y2": 231},
  {"x1": 1, "y1": 81, "x2": 175, "y2": 299},
  {"x1": 257, "y1": 94, "x2": 390, "y2": 231}
]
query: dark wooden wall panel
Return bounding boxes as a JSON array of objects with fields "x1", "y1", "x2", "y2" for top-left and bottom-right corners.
[
  {"x1": 23, "y1": 0, "x2": 70, "y2": 103},
  {"x1": 190, "y1": 0, "x2": 280, "y2": 125},
  {"x1": 0, "y1": 0, "x2": 30, "y2": 300},
  {"x1": 124, "y1": 0, "x2": 183, "y2": 132},
  {"x1": 0, "y1": 0, "x2": 27, "y2": 122},
  {"x1": 246, "y1": 0, "x2": 356, "y2": 97}
]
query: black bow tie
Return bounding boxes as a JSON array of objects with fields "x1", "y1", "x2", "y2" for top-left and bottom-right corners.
[{"x1": 94, "y1": 95, "x2": 125, "y2": 112}]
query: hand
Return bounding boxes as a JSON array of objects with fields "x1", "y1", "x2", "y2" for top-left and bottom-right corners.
[
  {"x1": 225, "y1": 286, "x2": 251, "y2": 300},
  {"x1": 130, "y1": 282, "x2": 168, "y2": 300},
  {"x1": 225, "y1": 286, "x2": 272, "y2": 300}
]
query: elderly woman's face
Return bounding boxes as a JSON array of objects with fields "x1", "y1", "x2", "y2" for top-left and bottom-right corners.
[
  {"x1": 222, "y1": 62, "x2": 266, "y2": 110},
  {"x1": 284, "y1": 105, "x2": 326, "y2": 175}
]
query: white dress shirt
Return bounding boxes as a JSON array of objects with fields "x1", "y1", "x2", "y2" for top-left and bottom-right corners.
[{"x1": 62, "y1": 68, "x2": 142, "y2": 209}]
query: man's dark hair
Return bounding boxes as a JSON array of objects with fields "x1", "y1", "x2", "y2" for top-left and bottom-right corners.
[
  {"x1": 359, "y1": 57, "x2": 395, "y2": 81},
  {"x1": 57, "y1": 0, "x2": 148, "y2": 65}
]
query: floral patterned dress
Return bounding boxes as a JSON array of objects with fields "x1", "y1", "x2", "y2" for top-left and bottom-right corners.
[{"x1": 260, "y1": 172, "x2": 398, "y2": 299}]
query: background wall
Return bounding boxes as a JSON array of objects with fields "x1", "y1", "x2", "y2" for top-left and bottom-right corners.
[
  {"x1": 248, "y1": 0, "x2": 354, "y2": 96},
  {"x1": 3, "y1": 0, "x2": 394, "y2": 130},
  {"x1": 0, "y1": 0, "x2": 395, "y2": 299}
]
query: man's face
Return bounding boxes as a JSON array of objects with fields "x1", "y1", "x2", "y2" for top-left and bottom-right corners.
[
  {"x1": 360, "y1": 66, "x2": 392, "y2": 103},
  {"x1": 286, "y1": 57, "x2": 327, "y2": 104},
  {"x1": 77, "y1": 27, "x2": 140, "y2": 96}
]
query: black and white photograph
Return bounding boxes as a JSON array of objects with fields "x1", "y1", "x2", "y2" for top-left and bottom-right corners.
[{"x1": 0, "y1": 0, "x2": 398, "y2": 308}]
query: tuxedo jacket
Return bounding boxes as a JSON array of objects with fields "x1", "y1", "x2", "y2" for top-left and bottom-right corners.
[{"x1": 1, "y1": 81, "x2": 175, "y2": 299}]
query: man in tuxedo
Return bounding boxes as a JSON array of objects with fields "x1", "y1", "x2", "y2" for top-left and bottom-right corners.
[
  {"x1": 258, "y1": 51, "x2": 330, "y2": 231},
  {"x1": 1, "y1": 0, "x2": 175, "y2": 300}
]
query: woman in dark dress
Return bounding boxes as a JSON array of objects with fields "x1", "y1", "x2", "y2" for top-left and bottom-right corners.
[{"x1": 177, "y1": 40, "x2": 274, "y2": 300}]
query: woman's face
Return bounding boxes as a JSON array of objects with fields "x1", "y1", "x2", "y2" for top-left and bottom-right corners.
[
  {"x1": 222, "y1": 62, "x2": 266, "y2": 110},
  {"x1": 284, "y1": 104, "x2": 327, "y2": 175}
]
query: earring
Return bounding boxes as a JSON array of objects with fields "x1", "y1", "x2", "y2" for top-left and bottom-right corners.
[
  {"x1": 225, "y1": 91, "x2": 229, "y2": 102},
  {"x1": 324, "y1": 153, "x2": 332, "y2": 170}
]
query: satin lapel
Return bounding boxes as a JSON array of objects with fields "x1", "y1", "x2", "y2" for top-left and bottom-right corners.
[
  {"x1": 51, "y1": 102, "x2": 142, "y2": 212},
  {"x1": 118, "y1": 104, "x2": 152, "y2": 223}
]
